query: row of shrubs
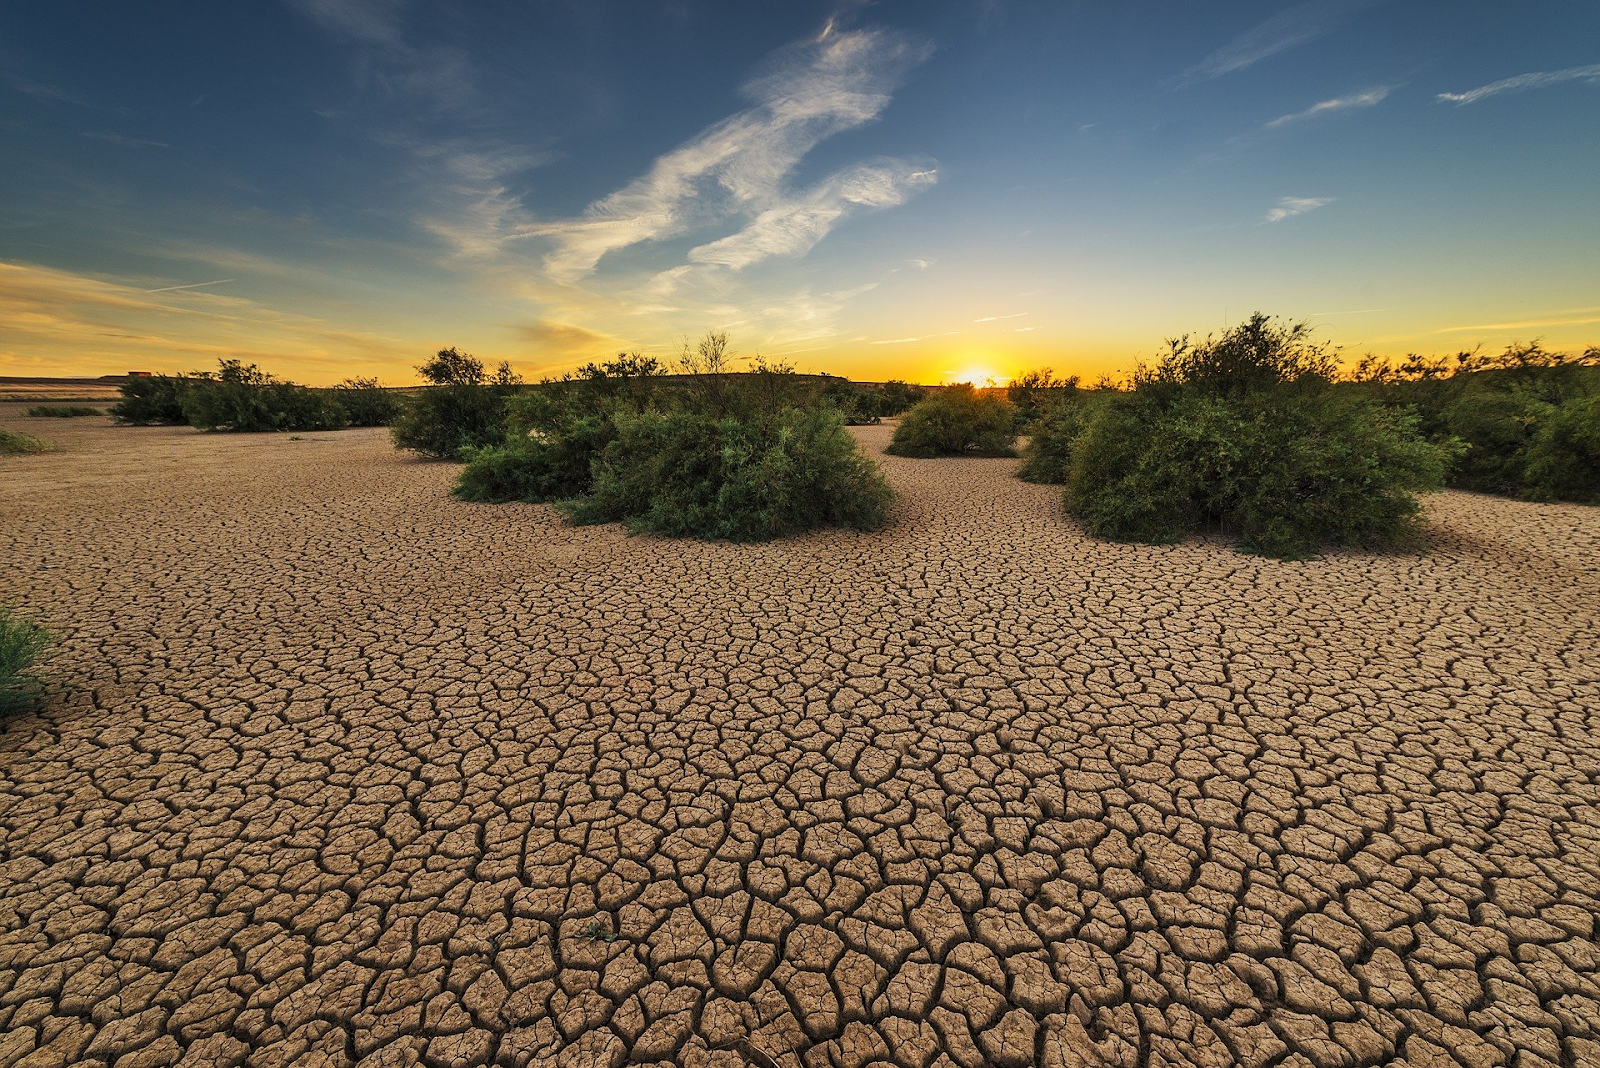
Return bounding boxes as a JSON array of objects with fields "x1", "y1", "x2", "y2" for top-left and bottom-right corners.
[
  {"x1": 112, "y1": 361, "x2": 402, "y2": 431},
  {"x1": 1346, "y1": 342, "x2": 1599, "y2": 503},
  {"x1": 400, "y1": 337, "x2": 901, "y2": 541},
  {"x1": 27, "y1": 405, "x2": 101, "y2": 418},
  {"x1": 921, "y1": 317, "x2": 1594, "y2": 558}
]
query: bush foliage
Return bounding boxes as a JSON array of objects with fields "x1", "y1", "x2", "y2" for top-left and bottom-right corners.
[
  {"x1": 180, "y1": 360, "x2": 349, "y2": 432},
  {"x1": 1066, "y1": 389, "x2": 1449, "y2": 558},
  {"x1": 886, "y1": 384, "x2": 1018, "y2": 458},
  {"x1": 27, "y1": 405, "x2": 101, "y2": 418},
  {"x1": 1006, "y1": 369, "x2": 1079, "y2": 431},
  {"x1": 112, "y1": 363, "x2": 402, "y2": 432},
  {"x1": 1347, "y1": 340, "x2": 1599, "y2": 503},
  {"x1": 1016, "y1": 389, "x2": 1105, "y2": 484},
  {"x1": 111, "y1": 374, "x2": 191, "y2": 424},
  {"x1": 1048, "y1": 313, "x2": 1452, "y2": 558},
  {"x1": 452, "y1": 334, "x2": 894, "y2": 540},
  {"x1": 0, "y1": 607, "x2": 51, "y2": 716},
  {"x1": 390, "y1": 347, "x2": 523, "y2": 459},
  {"x1": 563, "y1": 407, "x2": 892, "y2": 540},
  {"x1": 1, "y1": 429, "x2": 49, "y2": 455}
]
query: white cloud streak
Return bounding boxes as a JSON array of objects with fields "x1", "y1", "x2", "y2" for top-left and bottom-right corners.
[
  {"x1": 1174, "y1": 0, "x2": 1377, "y2": 86},
  {"x1": 1264, "y1": 196, "x2": 1334, "y2": 223},
  {"x1": 1265, "y1": 86, "x2": 1394, "y2": 128},
  {"x1": 143, "y1": 279, "x2": 235, "y2": 294},
  {"x1": 1436, "y1": 63, "x2": 1600, "y2": 105},
  {"x1": 686, "y1": 161, "x2": 936, "y2": 270},
  {"x1": 524, "y1": 27, "x2": 935, "y2": 282}
]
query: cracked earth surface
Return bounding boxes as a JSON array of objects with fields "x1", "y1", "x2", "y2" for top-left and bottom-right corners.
[{"x1": 1, "y1": 414, "x2": 1598, "y2": 1068}]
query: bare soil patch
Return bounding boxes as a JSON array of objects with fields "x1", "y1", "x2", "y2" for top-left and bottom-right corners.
[{"x1": 2, "y1": 416, "x2": 1598, "y2": 1067}]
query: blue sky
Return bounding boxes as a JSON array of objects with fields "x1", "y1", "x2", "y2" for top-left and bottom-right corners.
[{"x1": 2, "y1": 1, "x2": 1597, "y2": 383}]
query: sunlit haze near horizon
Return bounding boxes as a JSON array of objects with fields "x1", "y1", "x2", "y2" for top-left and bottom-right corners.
[{"x1": 2, "y1": 1, "x2": 1597, "y2": 385}]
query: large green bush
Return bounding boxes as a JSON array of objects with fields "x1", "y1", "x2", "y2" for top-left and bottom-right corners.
[
  {"x1": 886, "y1": 384, "x2": 1017, "y2": 458},
  {"x1": 453, "y1": 338, "x2": 894, "y2": 540},
  {"x1": 1006, "y1": 369, "x2": 1079, "y2": 431},
  {"x1": 390, "y1": 347, "x2": 522, "y2": 459},
  {"x1": 332, "y1": 378, "x2": 402, "y2": 427},
  {"x1": 180, "y1": 360, "x2": 349, "y2": 432},
  {"x1": 563, "y1": 407, "x2": 892, "y2": 540},
  {"x1": 113, "y1": 363, "x2": 399, "y2": 432},
  {"x1": 1017, "y1": 390, "x2": 1104, "y2": 484},
  {"x1": 0, "y1": 607, "x2": 50, "y2": 716},
  {"x1": 111, "y1": 374, "x2": 191, "y2": 424},
  {"x1": 1064, "y1": 314, "x2": 1452, "y2": 558},
  {"x1": 1523, "y1": 394, "x2": 1600, "y2": 503},
  {"x1": 1349, "y1": 341, "x2": 1599, "y2": 502}
]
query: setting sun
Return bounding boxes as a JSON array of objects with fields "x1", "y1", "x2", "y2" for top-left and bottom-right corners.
[{"x1": 946, "y1": 364, "x2": 1002, "y2": 386}]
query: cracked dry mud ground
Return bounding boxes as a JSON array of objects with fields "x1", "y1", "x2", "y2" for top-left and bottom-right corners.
[{"x1": 2, "y1": 417, "x2": 1599, "y2": 1068}]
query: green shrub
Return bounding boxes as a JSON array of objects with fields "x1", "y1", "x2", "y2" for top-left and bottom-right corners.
[
  {"x1": 1017, "y1": 391, "x2": 1105, "y2": 484},
  {"x1": 1136, "y1": 313, "x2": 1339, "y2": 398},
  {"x1": 1006, "y1": 369, "x2": 1079, "y2": 430},
  {"x1": 1064, "y1": 314, "x2": 1453, "y2": 558},
  {"x1": 332, "y1": 378, "x2": 402, "y2": 427},
  {"x1": 1348, "y1": 341, "x2": 1599, "y2": 502},
  {"x1": 111, "y1": 374, "x2": 191, "y2": 424},
  {"x1": 886, "y1": 384, "x2": 1017, "y2": 458},
  {"x1": 1523, "y1": 395, "x2": 1600, "y2": 503},
  {"x1": 390, "y1": 347, "x2": 522, "y2": 459},
  {"x1": 1067, "y1": 390, "x2": 1448, "y2": 558},
  {"x1": 179, "y1": 360, "x2": 349, "y2": 432},
  {"x1": 453, "y1": 417, "x2": 615, "y2": 504},
  {"x1": 27, "y1": 405, "x2": 101, "y2": 418},
  {"x1": 1, "y1": 429, "x2": 49, "y2": 455},
  {"x1": 562, "y1": 407, "x2": 893, "y2": 541},
  {"x1": 0, "y1": 607, "x2": 51, "y2": 716},
  {"x1": 877, "y1": 379, "x2": 926, "y2": 416},
  {"x1": 1441, "y1": 391, "x2": 1538, "y2": 495},
  {"x1": 820, "y1": 380, "x2": 887, "y2": 425}
]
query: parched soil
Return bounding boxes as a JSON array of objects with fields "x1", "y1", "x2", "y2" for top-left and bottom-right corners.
[{"x1": 2, "y1": 416, "x2": 1598, "y2": 1068}]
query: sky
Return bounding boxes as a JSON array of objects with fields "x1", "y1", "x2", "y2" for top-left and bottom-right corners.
[{"x1": 2, "y1": 1, "x2": 1597, "y2": 386}]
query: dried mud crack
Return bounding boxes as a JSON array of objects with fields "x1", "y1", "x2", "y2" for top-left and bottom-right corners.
[{"x1": 2, "y1": 417, "x2": 1598, "y2": 1067}]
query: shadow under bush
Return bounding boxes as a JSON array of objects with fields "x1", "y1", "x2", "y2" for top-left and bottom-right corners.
[{"x1": 886, "y1": 384, "x2": 1017, "y2": 458}]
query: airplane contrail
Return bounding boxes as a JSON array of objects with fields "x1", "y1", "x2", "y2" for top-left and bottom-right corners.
[{"x1": 143, "y1": 278, "x2": 234, "y2": 293}]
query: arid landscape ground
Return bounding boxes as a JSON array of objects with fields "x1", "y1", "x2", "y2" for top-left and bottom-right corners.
[{"x1": 2, "y1": 412, "x2": 1598, "y2": 1068}]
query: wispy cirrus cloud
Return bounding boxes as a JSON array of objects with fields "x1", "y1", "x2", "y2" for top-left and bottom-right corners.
[
  {"x1": 1428, "y1": 308, "x2": 1600, "y2": 333},
  {"x1": 974, "y1": 312, "x2": 1027, "y2": 323},
  {"x1": 1172, "y1": 0, "x2": 1379, "y2": 87},
  {"x1": 0, "y1": 260, "x2": 411, "y2": 380},
  {"x1": 1265, "y1": 86, "x2": 1394, "y2": 128},
  {"x1": 685, "y1": 160, "x2": 936, "y2": 270},
  {"x1": 523, "y1": 26, "x2": 935, "y2": 283},
  {"x1": 285, "y1": 0, "x2": 475, "y2": 109},
  {"x1": 1264, "y1": 196, "x2": 1334, "y2": 223},
  {"x1": 1436, "y1": 63, "x2": 1600, "y2": 105},
  {"x1": 81, "y1": 130, "x2": 169, "y2": 149},
  {"x1": 143, "y1": 278, "x2": 234, "y2": 294}
]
